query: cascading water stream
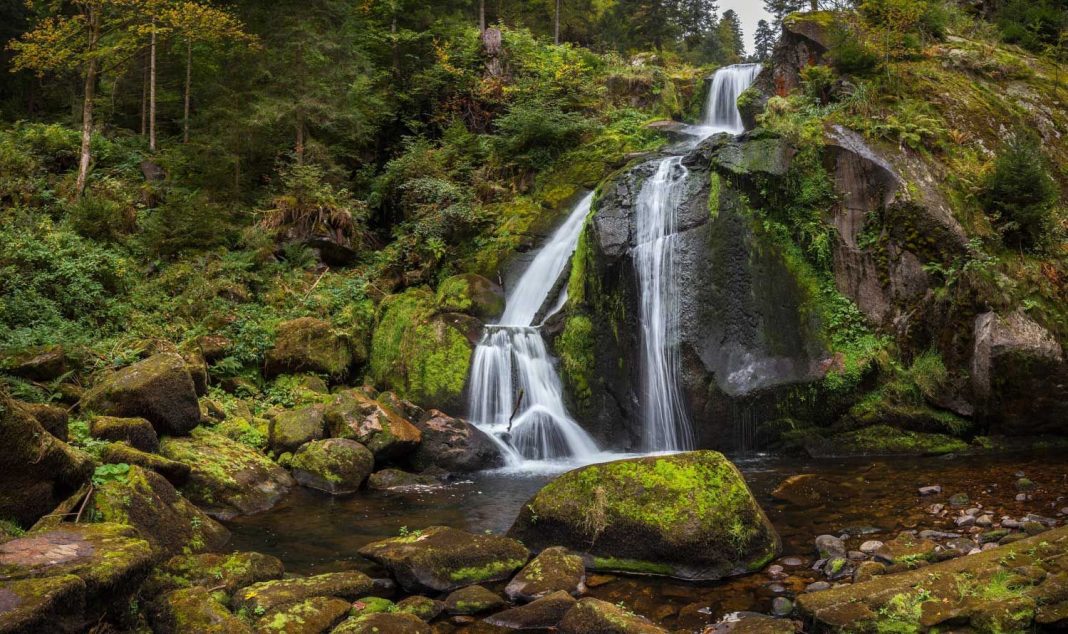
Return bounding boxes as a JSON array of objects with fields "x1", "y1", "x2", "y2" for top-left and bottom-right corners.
[
  {"x1": 633, "y1": 63, "x2": 762, "y2": 452},
  {"x1": 467, "y1": 193, "x2": 602, "y2": 468}
]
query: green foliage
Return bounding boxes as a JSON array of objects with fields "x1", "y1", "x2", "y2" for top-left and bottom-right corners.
[
  {"x1": 827, "y1": 28, "x2": 881, "y2": 76},
  {"x1": 493, "y1": 99, "x2": 596, "y2": 172},
  {"x1": 801, "y1": 65, "x2": 836, "y2": 105},
  {"x1": 140, "y1": 189, "x2": 235, "y2": 258},
  {"x1": 996, "y1": 0, "x2": 1067, "y2": 53},
  {"x1": 92, "y1": 463, "x2": 131, "y2": 487},
  {"x1": 260, "y1": 162, "x2": 368, "y2": 250},
  {"x1": 980, "y1": 133, "x2": 1059, "y2": 252}
]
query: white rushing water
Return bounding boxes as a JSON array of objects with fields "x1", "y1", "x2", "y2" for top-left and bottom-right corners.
[
  {"x1": 468, "y1": 193, "x2": 604, "y2": 470},
  {"x1": 633, "y1": 63, "x2": 762, "y2": 452}
]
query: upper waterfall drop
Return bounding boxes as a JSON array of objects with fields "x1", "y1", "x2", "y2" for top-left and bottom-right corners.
[{"x1": 700, "y1": 62, "x2": 762, "y2": 135}]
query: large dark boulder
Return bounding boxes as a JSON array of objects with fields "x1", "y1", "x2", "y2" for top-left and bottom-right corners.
[
  {"x1": 20, "y1": 402, "x2": 68, "y2": 441},
  {"x1": 265, "y1": 317, "x2": 356, "y2": 378},
  {"x1": 83, "y1": 353, "x2": 201, "y2": 436},
  {"x1": 407, "y1": 409, "x2": 504, "y2": 472},
  {"x1": 290, "y1": 438, "x2": 374, "y2": 495},
  {"x1": 509, "y1": 452, "x2": 780, "y2": 581},
  {"x1": 324, "y1": 389, "x2": 421, "y2": 460},
  {"x1": 90, "y1": 416, "x2": 159, "y2": 453},
  {"x1": 268, "y1": 405, "x2": 326, "y2": 454}
]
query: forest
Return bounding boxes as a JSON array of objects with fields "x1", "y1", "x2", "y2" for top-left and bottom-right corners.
[{"x1": 0, "y1": 0, "x2": 1066, "y2": 632}]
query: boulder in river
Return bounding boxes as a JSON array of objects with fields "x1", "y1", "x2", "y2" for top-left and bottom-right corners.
[
  {"x1": 254, "y1": 596, "x2": 351, "y2": 634},
  {"x1": 485, "y1": 590, "x2": 578, "y2": 630},
  {"x1": 357, "y1": 525, "x2": 529, "y2": 593},
  {"x1": 558, "y1": 597, "x2": 666, "y2": 634},
  {"x1": 332, "y1": 612, "x2": 431, "y2": 634},
  {"x1": 444, "y1": 584, "x2": 507, "y2": 615},
  {"x1": 505, "y1": 546, "x2": 587, "y2": 602},
  {"x1": 160, "y1": 428, "x2": 294, "y2": 520},
  {"x1": 290, "y1": 438, "x2": 374, "y2": 495},
  {"x1": 268, "y1": 405, "x2": 326, "y2": 454},
  {"x1": 407, "y1": 409, "x2": 504, "y2": 473},
  {"x1": 324, "y1": 389, "x2": 422, "y2": 460},
  {"x1": 83, "y1": 353, "x2": 201, "y2": 436},
  {"x1": 142, "y1": 551, "x2": 284, "y2": 598},
  {"x1": 508, "y1": 451, "x2": 780, "y2": 581},
  {"x1": 232, "y1": 570, "x2": 374, "y2": 614},
  {"x1": 366, "y1": 468, "x2": 443, "y2": 492},
  {"x1": 149, "y1": 587, "x2": 252, "y2": 634}
]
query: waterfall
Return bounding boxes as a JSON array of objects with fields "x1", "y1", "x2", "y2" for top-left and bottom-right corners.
[
  {"x1": 467, "y1": 193, "x2": 602, "y2": 468},
  {"x1": 633, "y1": 64, "x2": 761, "y2": 452}
]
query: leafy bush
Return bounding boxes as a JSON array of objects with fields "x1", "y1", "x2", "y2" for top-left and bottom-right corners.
[
  {"x1": 801, "y1": 65, "x2": 836, "y2": 104},
  {"x1": 492, "y1": 99, "x2": 595, "y2": 172},
  {"x1": 981, "y1": 133, "x2": 1059, "y2": 251},
  {"x1": 827, "y1": 29, "x2": 881, "y2": 76},
  {"x1": 140, "y1": 188, "x2": 234, "y2": 258},
  {"x1": 997, "y1": 0, "x2": 1067, "y2": 53}
]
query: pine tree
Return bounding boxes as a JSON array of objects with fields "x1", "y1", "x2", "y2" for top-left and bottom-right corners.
[
  {"x1": 677, "y1": 0, "x2": 718, "y2": 50},
  {"x1": 718, "y1": 9, "x2": 745, "y2": 61},
  {"x1": 753, "y1": 19, "x2": 775, "y2": 60}
]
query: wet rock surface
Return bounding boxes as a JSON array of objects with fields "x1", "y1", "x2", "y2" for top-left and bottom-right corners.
[{"x1": 407, "y1": 409, "x2": 504, "y2": 472}]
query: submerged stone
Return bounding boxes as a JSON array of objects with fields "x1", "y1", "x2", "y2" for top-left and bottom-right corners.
[
  {"x1": 508, "y1": 451, "x2": 780, "y2": 581},
  {"x1": 357, "y1": 525, "x2": 529, "y2": 593},
  {"x1": 366, "y1": 468, "x2": 442, "y2": 492},
  {"x1": 83, "y1": 353, "x2": 201, "y2": 436},
  {"x1": 558, "y1": 597, "x2": 666, "y2": 634},
  {"x1": 290, "y1": 438, "x2": 374, "y2": 495},
  {"x1": 505, "y1": 546, "x2": 587, "y2": 602},
  {"x1": 484, "y1": 590, "x2": 577, "y2": 630}
]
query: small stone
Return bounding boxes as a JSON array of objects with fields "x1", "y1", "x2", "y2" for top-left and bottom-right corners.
[
  {"x1": 1003, "y1": 518, "x2": 1024, "y2": 529},
  {"x1": 928, "y1": 503, "x2": 945, "y2": 514},
  {"x1": 1059, "y1": 507, "x2": 1068, "y2": 516},
  {"x1": 949, "y1": 493, "x2": 970, "y2": 507},
  {"x1": 918, "y1": 530, "x2": 960, "y2": 540},
  {"x1": 771, "y1": 597, "x2": 793, "y2": 616},
  {"x1": 766, "y1": 565, "x2": 784, "y2": 576},
  {"x1": 815, "y1": 535, "x2": 847, "y2": 560},
  {"x1": 976, "y1": 515, "x2": 994, "y2": 527},
  {"x1": 1016, "y1": 493, "x2": 1030, "y2": 502},
  {"x1": 1015, "y1": 471, "x2": 1025, "y2": 478},
  {"x1": 968, "y1": 547, "x2": 982, "y2": 555},
  {"x1": 853, "y1": 561, "x2": 886, "y2": 583},
  {"x1": 848, "y1": 551, "x2": 867, "y2": 560},
  {"x1": 860, "y1": 540, "x2": 883, "y2": 554},
  {"x1": 444, "y1": 585, "x2": 506, "y2": 615},
  {"x1": 1025, "y1": 514, "x2": 1056, "y2": 527},
  {"x1": 1016, "y1": 478, "x2": 1034, "y2": 491},
  {"x1": 780, "y1": 557, "x2": 804, "y2": 567},
  {"x1": 767, "y1": 583, "x2": 786, "y2": 593},
  {"x1": 919, "y1": 486, "x2": 942, "y2": 496},
  {"x1": 981, "y1": 542, "x2": 999, "y2": 551},
  {"x1": 955, "y1": 515, "x2": 975, "y2": 527},
  {"x1": 806, "y1": 581, "x2": 832, "y2": 592}
]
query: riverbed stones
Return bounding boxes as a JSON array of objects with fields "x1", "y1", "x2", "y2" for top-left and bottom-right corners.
[
  {"x1": 265, "y1": 317, "x2": 355, "y2": 378},
  {"x1": 395, "y1": 595, "x2": 445, "y2": 621},
  {"x1": 83, "y1": 353, "x2": 201, "y2": 436},
  {"x1": 770, "y1": 474, "x2": 838, "y2": 506},
  {"x1": 509, "y1": 452, "x2": 780, "y2": 581},
  {"x1": 366, "y1": 468, "x2": 442, "y2": 491},
  {"x1": 444, "y1": 584, "x2": 506, "y2": 615},
  {"x1": 150, "y1": 587, "x2": 252, "y2": 634},
  {"x1": 232, "y1": 570, "x2": 374, "y2": 614},
  {"x1": 408, "y1": 410, "x2": 505, "y2": 472},
  {"x1": 558, "y1": 597, "x2": 666, "y2": 634},
  {"x1": 268, "y1": 405, "x2": 327, "y2": 454},
  {"x1": 290, "y1": 438, "x2": 374, "y2": 495},
  {"x1": 332, "y1": 612, "x2": 431, "y2": 634},
  {"x1": 505, "y1": 546, "x2": 587, "y2": 602},
  {"x1": 357, "y1": 525, "x2": 529, "y2": 593},
  {"x1": 160, "y1": 427, "x2": 294, "y2": 520},
  {"x1": 814, "y1": 535, "x2": 846, "y2": 560},
  {"x1": 90, "y1": 416, "x2": 159, "y2": 452},
  {"x1": 324, "y1": 390, "x2": 421, "y2": 460},
  {"x1": 254, "y1": 596, "x2": 351, "y2": 634},
  {"x1": 485, "y1": 590, "x2": 578, "y2": 630},
  {"x1": 144, "y1": 551, "x2": 284, "y2": 597}
]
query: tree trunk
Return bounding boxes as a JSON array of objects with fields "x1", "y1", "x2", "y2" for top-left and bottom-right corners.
[
  {"x1": 76, "y1": 8, "x2": 101, "y2": 198},
  {"x1": 391, "y1": 14, "x2": 400, "y2": 74},
  {"x1": 555, "y1": 0, "x2": 561, "y2": 44},
  {"x1": 183, "y1": 39, "x2": 191, "y2": 143},
  {"x1": 141, "y1": 52, "x2": 148, "y2": 136},
  {"x1": 480, "y1": 0, "x2": 486, "y2": 32},
  {"x1": 149, "y1": 19, "x2": 157, "y2": 152}
]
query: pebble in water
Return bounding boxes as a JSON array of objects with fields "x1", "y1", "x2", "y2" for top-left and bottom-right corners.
[
  {"x1": 771, "y1": 597, "x2": 793, "y2": 616},
  {"x1": 805, "y1": 581, "x2": 832, "y2": 592},
  {"x1": 860, "y1": 540, "x2": 883, "y2": 554},
  {"x1": 780, "y1": 557, "x2": 804, "y2": 567},
  {"x1": 919, "y1": 485, "x2": 942, "y2": 496}
]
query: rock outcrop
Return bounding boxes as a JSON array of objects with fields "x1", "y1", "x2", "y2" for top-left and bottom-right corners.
[
  {"x1": 83, "y1": 353, "x2": 201, "y2": 436},
  {"x1": 265, "y1": 317, "x2": 356, "y2": 378},
  {"x1": 407, "y1": 409, "x2": 504, "y2": 472},
  {"x1": 290, "y1": 438, "x2": 374, "y2": 494}
]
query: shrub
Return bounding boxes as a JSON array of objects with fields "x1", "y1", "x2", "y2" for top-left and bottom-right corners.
[
  {"x1": 140, "y1": 188, "x2": 234, "y2": 258},
  {"x1": 260, "y1": 162, "x2": 368, "y2": 249},
  {"x1": 981, "y1": 133, "x2": 1059, "y2": 251},
  {"x1": 827, "y1": 30, "x2": 881, "y2": 76},
  {"x1": 492, "y1": 99, "x2": 594, "y2": 172},
  {"x1": 997, "y1": 0, "x2": 1067, "y2": 53},
  {"x1": 66, "y1": 183, "x2": 138, "y2": 242},
  {"x1": 801, "y1": 65, "x2": 836, "y2": 104}
]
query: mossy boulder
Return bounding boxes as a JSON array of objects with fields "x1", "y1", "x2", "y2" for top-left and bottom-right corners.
[
  {"x1": 160, "y1": 428, "x2": 294, "y2": 520},
  {"x1": 0, "y1": 523, "x2": 153, "y2": 619},
  {"x1": 91, "y1": 465, "x2": 230, "y2": 558},
  {"x1": 505, "y1": 546, "x2": 587, "y2": 602},
  {"x1": 349, "y1": 596, "x2": 395, "y2": 617},
  {"x1": 0, "y1": 345, "x2": 68, "y2": 381},
  {"x1": 357, "y1": 525, "x2": 530, "y2": 593},
  {"x1": 558, "y1": 598, "x2": 666, "y2": 634},
  {"x1": 331, "y1": 612, "x2": 431, "y2": 634},
  {"x1": 19, "y1": 402, "x2": 68, "y2": 441},
  {"x1": 290, "y1": 438, "x2": 374, "y2": 495},
  {"x1": 101, "y1": 442, "x2": 191, "y2": 486},
  {"x1": 231, "y1": 570, "x2": 374, "y2": 615},
  {"x1": 150, "y1": 587, "x2": 252, "y2": 634},
  {"x1": 485, "y1": 590, "x2": 578, "y2": 630},
  {"x1": 265, "y1": 317, "x2": 355, "y2": 379},
  {"x1": 143, "y1": 551, "x2": 284, "y2": 598},
  {"x1": 394, "y1": 595, "x2": 444, "y2": 621},
  {"x1": 508, "y1": 452, "x2": 780, "y2": 581},
  {"x1": 83, "y1": 353, "x2": 201, "y2": 436},
  {"x1": 268, "y1": 406, "x2": 326, "y2": 454},
  {"x1": 435, "y1": 273, "x2": 506, "y2": 320},
  {"x1": 0, "y1": 393, "x2": 93, "y2": 526},
  {"x1": 0, "y1": 574, "x2": 86, "y2": 634},
  {"x1": 444, "y1": 584, "x2": 506, "y2": 615},
  {"x1": 368, "y1": 288, "x2": 475, "y2": 411},
  {"x1": 803, "y1": 425, "x2": 968, "y2": 458},
  {"x1": 324, "y1": 390, "x2": 421, "y2": 460},
  {"x1": 366, "y1": 469, "x2": 442, "y2": 492},
  {"x1": 407, "y1": 409, "x2": 504, "y2": 473},
  {"x1": 90, "y1": 415, "x2": 159, "y2": 452},
  {"x1": 253, "y1": 596, "x2": 351, "y2": 634}
]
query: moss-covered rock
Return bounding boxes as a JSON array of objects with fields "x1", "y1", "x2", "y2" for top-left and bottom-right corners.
[
  {"x1": 0, "y1": 574, "x2": 86, "y2": 634},
  {"x1": 443, "y1": 584, "x2": 506, "y2": 615},
  {"x1": 90, "y1": 416, "x2": 159, "y2": 452},
  {"x1": 160, "y1": 428, "x2": 294, "y2": 520},
  {"x1": 90, "y1": 465, "x2": 230, "y2": 558},
  {"x1": 264, "y1": 317, "x2": 355, "y2": 379},
  {"x1": 0, "y1": 345, "x2": 69, "y2": 381},
  {"x1": 803, "y1": 424, "x2": 968, "y2": 458},
  {"x1": 368, "y1": 288, "x2": 475, "y2": 411},
  {"x1": 435, "y1": 273, "x2": 505, "y2": 320},
  {"x1": 394, "y1": 595, "x2": 444, "y2": 622},
  {"x1": 505, "y1": 546, "x2": 587, "y2": 602},
  {"x1": 407, "y1": 409, "x2": 504, "y2": 473},
  {"x1": 143, "y1": 551, "x2": 284, "y2": 598},
  {"x1": 349, "y1": 596, "x2": 395, "y2": 617},
  {"x1": 331, "y1": 612, "x2": 431, "y2": 634},
  {"x1": 268, "y1": 406, "x2": 326, "y2": 454},
  {"x1": 83, "y1": 353, "x2": 202, "y2": 436},
  {"x1": 0, "y1": 392, "x2": 93, "y2": 526},
  {"x1": 231, "y1": 571, "x2": 373, "y2": 615},
  {"x1": 366, "y1": 469, "x2": 442, "y2": 492},
  {"x1": 253, "y1": 596, "x2": 351, "y2": 634},
  {"x1": 323, "y1": 390, "x2": 421, "y2": 460},
  {"x1": 101, "y1": 441, "x2": 191, "y2": 486},
  {"x1": 150, "y1": 587, "x2": 252, "y2": 634},
  {"x1": 485, "y1": 590, "x2": 578, "y2": 630},
  {"x1": 357, "y1": 525, "x2": 529, "y2": 593},
  {"x1": 508, "y1": 452, "x2": 780, "y2": 581},
  {"x1": 558, "y1": 597, "x2": 666, "y2": 634},
  {"x1": 19, "y1": 402, "x2": 68, "y2": 441},
  {"x1": 289, "y1": 438, "x2": 374, "y2": 495}
]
